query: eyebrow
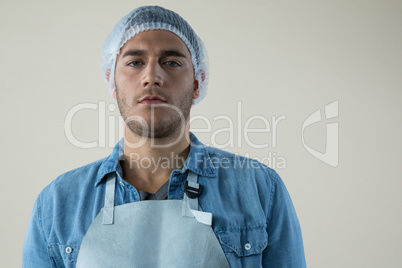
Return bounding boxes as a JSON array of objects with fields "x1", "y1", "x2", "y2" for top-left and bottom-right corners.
[{"x1": 122, "y1": 49, "x2": 188, "y2": 59}]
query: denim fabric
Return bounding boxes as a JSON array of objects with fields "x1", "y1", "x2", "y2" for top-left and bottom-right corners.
[{"x1": 23, "y1": 132, "x2": 306, "y2": 268}]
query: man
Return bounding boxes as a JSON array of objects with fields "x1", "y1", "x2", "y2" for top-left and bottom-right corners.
[{"x1": 23, "y1": 6, "x2": 306, "y2": 267}]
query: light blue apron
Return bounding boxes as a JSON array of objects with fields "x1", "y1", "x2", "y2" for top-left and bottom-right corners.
[{"x1": 76, "y1": 171, "x2": 230, "y2": 267}]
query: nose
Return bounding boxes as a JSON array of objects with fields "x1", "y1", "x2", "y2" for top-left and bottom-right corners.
[{"x1": 141, "y1": 60, "x2": 163, "y2": 88}]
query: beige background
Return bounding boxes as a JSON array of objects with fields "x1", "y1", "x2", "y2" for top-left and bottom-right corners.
[{"x1": 1, "y1": 0, "x2": 401, "y2": 267}]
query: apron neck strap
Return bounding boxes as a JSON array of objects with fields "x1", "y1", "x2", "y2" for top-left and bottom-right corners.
[
  {"x1": 182, "y1": 171, "x2": 212, "y2": 226},
  {"x1": 102, "y1": 173, "x2": 116, "y2": 225},
  {"x1": 183, "y1": 171, "x2": 201, "y2": 211}
]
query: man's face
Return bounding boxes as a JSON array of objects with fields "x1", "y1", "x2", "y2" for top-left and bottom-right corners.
[{"x1": 114, "y1": 30, "x2": 199, "y2": 139}]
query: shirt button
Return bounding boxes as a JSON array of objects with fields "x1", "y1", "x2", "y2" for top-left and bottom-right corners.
[
  {"x1": 65, "y1": 246, "x2": 73, "y2": 254},
  {"x1": 244, "y1": 243, "x2": 252, "y2": 251},
  {"x1": 119, "y1": 181, "x2": 125, "y2": 187}
]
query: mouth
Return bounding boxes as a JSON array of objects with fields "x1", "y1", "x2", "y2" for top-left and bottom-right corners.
[{"x1": 139, "y1": 95, "x2": 167, "y2": 105}]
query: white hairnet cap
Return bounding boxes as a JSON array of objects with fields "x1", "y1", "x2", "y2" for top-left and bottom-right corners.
[{"x1": 101, "y1": 6, "x2": 209, "y2": 105}]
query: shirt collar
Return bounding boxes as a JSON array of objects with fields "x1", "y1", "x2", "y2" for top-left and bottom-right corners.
[
  {"x1": 181, "y1": 132, "x2": 216, "y2": 177},
  {"x1": 95, "y1": 138, "x2": 124, "y2": 187},
  {"x1": 95, "y1": 132, "x2": 216, "y2": 187}
]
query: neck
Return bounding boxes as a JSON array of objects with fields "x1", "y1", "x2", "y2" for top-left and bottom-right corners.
[{"x1": 121, "y1": 122, "x2": 191, "y2": 193}]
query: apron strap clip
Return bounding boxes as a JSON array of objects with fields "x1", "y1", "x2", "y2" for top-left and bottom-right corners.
[{"x1": 184, "y1": 180, "x2": 203, "y2": 199}]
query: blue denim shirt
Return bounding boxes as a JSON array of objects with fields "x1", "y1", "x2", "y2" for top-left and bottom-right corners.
[{"x1": 23, "y1": 133, "x2": 306, "y2": 267}]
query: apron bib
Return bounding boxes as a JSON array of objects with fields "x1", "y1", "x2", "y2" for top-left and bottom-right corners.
[{"x1": 76, "y1": 171, "x2": 230, "y2": 268}]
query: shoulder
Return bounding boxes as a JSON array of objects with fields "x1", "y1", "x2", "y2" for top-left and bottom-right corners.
[
  {"x1": 201, "y1": 145, "x2": 285, "y2": 205},
  {"x1": 39, "y1": 157, "x2": 107, "y2": 203},
  {"x1": 204, "y1": 145, "x2": 278, "y2": 180}
]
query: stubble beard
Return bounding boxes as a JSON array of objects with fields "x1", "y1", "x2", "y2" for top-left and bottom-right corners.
[{"x1": 116, "y1": 86, "x2": 193, "y2": 139}]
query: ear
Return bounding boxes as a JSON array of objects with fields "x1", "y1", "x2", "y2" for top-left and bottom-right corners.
[
  {"x1": 193, "y1": 80, "x2": 200, "y2": 100},
  {"x1": 112, "y1": 89, "x2": 117, "y2": 99}
]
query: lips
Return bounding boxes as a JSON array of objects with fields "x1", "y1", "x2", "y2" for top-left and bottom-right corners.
[{"x1": 139, "y1": 95, "x2": 167, "y2": 104}]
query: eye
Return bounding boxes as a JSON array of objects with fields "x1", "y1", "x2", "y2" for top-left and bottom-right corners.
[
  {"x1": 164, "y1": 61, "x2": 180, "y2": 67},
  {"x1": 128, "y1": 61, "x2": 142, "y2": 67}
]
